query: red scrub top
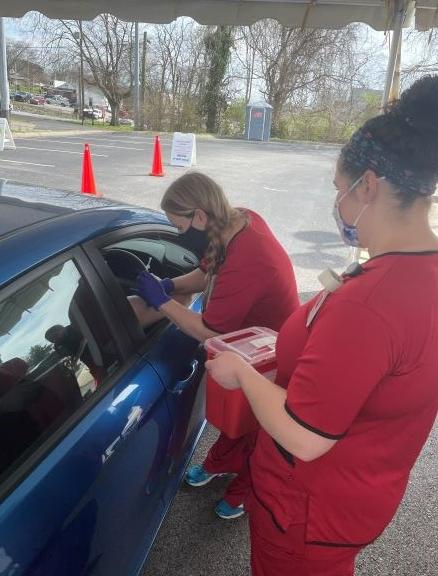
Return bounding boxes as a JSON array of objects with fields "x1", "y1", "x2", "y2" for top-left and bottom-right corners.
[
  {"x1": 250, "y1": 252, "x2": 438, "y2": 546},
  {"x1": 202, "y1": 209, "x2": 299, "y2": 333}
]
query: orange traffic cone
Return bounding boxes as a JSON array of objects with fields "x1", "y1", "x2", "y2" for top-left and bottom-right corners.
[
  {"x1": 81, "y1": 143, "x2": 101, "y2": 196},
  {"x1": 149, "y1": 135, "x2": 164, "y2": 177}
]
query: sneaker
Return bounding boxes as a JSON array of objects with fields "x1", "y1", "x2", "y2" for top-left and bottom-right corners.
[
  {"x1": 185, "y1": 464, "x2": 221, "y2": 487},
  {"x1": 215, "y1": 499, "x2": 245, "y2": 520}
]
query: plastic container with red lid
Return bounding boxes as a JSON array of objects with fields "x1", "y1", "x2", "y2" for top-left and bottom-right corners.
[{"x1": 204, "y1": 327, "x2": 278, "y2": 438}]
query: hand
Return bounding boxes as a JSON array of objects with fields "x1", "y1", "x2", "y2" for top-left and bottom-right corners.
[
  {"x1": 160, "y1": 277, "x2": 175, "y2": 295},
  {"x1": 205, "y1": 351, "x2": 250, "y2": 390},
  {"x1": 137, "y1": 271, "x2": 171, "y2": 310}
]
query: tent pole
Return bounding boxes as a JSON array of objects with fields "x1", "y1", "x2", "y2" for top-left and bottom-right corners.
[
  {"x1": 389, "y1": 40, "x2": 402, "y2": 103},
  {"x1": 0, "y1": 18, "x2": 10, "y2": 120},
  {"x1": 381, "y1": 0, "x2": 405, "y2": 108}
]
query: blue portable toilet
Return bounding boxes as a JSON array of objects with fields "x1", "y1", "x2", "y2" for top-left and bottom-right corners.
[{"x1": 245, "y1": 101, "x2": 273, "y2": 141}]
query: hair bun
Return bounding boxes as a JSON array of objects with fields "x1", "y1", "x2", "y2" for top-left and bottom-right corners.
[{"x1": 391, "y1": 75, "x2": 438, "y2": 137}]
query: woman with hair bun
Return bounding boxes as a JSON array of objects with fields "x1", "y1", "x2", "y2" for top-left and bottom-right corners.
[
  {"x1": 206, "y1": 75, "x2": 438, "y2": 574},
  {"x1": 137, "y1": 171, "x2": 299, "y2": 519}
]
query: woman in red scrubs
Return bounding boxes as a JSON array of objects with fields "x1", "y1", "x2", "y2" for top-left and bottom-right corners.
[
  {"x1": 137, "y1": 171, "x2": 299, "y2": 519},
  {"x1": 206, "y1": 75, "x2": 438, "y2": 573}
]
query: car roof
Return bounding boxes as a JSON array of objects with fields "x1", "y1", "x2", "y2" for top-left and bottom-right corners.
[{"x1": 0, "y1": 182, "x2": 170, "y2": 287}]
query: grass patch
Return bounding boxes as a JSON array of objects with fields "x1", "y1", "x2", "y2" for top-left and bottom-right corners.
[{"x1": 10, "y1": 119, "x2": 37, "y2": 133}]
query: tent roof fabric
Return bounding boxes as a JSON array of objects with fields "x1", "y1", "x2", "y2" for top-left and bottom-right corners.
[
  {"x1": 2, "y1": 1, "x2": 436, "y2": 31},
  {"x1": 416, "y1": 0, "x2": 438, "y2": 29}
]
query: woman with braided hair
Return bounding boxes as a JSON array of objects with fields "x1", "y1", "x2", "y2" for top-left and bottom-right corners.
[
  {"x1": 137, "y1": 171, "x2": 299, "y2": 519},
  {"x1": 206, "y1": 75, "x2": 438, "y2": 575}
]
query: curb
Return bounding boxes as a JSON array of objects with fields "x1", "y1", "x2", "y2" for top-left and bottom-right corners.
[{"x1": 13, "y1": 129, "x2": 116, "y2": 139}]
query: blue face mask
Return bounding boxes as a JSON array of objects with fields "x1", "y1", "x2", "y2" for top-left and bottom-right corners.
[{"x1": 332, "y1": 176, "x2": 368, "y2": 247}]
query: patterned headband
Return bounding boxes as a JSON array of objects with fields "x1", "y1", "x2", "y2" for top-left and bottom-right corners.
[{"x1": 341, "y1": 128, "x2": 437, "y2": 197}]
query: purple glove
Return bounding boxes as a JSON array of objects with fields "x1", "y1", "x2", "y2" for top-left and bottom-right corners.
[
  {"x1": 138, "y1": 271, "x2": 171, "y2": 310},
  {"x1": 160, "y1": 277, "x2": 175, "y2": 295}
]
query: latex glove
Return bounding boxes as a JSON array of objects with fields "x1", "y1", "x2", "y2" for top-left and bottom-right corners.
[
  {"x1": 138, "y1": 271, "x2": 171, "y2": 310},
  {"x1": 160, "y1": 277, "x2": 175, "y2": 295}
]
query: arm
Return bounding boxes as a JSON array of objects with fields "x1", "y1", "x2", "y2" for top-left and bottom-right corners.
[
  {"x1": 206, "y1": 352, "x2": 335, "y2": 462},
  {"x1": 128, "y1": 293, "x2": 192, "y2": 329},
  {"x1": 137, "y1": 271, "x2": 216, "y2": 342},
  {"x1": 171, "y1": 268, "x2": 207, "y2": 295},
  {"x1": 160, "y1": 299, "x2": 219, "y2": 343},
  {"x1": 207, "y1": 301, "x2": 392, "y2": 463}
]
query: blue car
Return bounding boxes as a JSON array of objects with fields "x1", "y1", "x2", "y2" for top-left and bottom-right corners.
[{"x1": 0, "y1": 182, "x2": 206, "y2": 576}]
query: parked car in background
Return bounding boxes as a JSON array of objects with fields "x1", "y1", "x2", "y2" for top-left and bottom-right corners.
[
  {"x1": 13, "y1": 92, "x2": 31, "y2": 102},
  {"x1": 0, "y1": 182, "x2": 206, "y2": 576},
  {"x1": 83, "y1": 107, "x2": 104, "y2": 120},
  {"x1": 46, "y1": 95, "x2": 70, "y2": 107},
  {"x1": 29, "y1": 95, "x2": 46, "y2": 105},
  {"x1": 119, "y1": 117, "x2": 134, "y2": 126}
]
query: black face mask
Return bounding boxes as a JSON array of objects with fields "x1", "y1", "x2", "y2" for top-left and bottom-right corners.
[{"x1": 178, "y1": 225, "x2": 209, "y2": 259}]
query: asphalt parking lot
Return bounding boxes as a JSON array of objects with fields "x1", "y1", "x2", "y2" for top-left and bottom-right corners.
[
  {"x1": 1, "y1": 116, "x2": 437, "y2": 575},
  {"x1": 4, "y1": 116, "x2": 344, "y2": 296}
]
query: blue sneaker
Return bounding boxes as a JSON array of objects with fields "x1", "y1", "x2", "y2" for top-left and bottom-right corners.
[
  {"x1": 215, "y1": 499, "x2": 245, "y2": 520},
  {"x1": 185, "y1": 464, "x2": 221, "y2": 487}
]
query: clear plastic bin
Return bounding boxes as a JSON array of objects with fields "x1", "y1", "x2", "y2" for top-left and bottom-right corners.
[{"x1": 204, "y1": 327, "x2": 278, "y2": 438}]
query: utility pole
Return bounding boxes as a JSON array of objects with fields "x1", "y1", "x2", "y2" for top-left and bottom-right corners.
[
  {"x1": 140, "y1": 30, "x2": 148, "y2": 129},
  {"x1": 133, "y1": 22, "x2": 141, "y2": 130},
  {"x1": 79, "y1": 22, "x2": 85, "y2": 125},
  {"x1": 73, "y1": 26, "x2": 85, "y2": 124},
  {"x1": 0, "y1": 17, "x2": 10, "y2": 120}
]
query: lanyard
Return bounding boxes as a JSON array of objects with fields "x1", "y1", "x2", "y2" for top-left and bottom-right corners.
[
  {"x1": 305, "y1": 264, "x2": 364, "y2": 328},
  {"x1": 305, "y1": 269, "x2": 343, "y2": 328}
]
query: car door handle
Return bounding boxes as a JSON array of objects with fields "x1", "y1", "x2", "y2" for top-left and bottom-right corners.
[{"x1": 174, "y1": 360, "x2": 199, "y2": 393}]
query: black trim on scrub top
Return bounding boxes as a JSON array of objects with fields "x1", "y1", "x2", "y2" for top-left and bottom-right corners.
[
  {"x1": 307, "y1": 539, "x2": 373, "y2": 548},
  {"x1": 284, "y1": 402, "x2": 346, "y2": 440},
  {"x1": 273, "y1": 439, "x2": 295, "y2": 465},
  {"x1": 368, "y1": 250, "x2": 438, "y2": 262}
]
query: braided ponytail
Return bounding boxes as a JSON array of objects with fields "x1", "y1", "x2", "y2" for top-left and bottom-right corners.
[{"x1": 161, "y1": 172, "x2": 246, "y2": 275}]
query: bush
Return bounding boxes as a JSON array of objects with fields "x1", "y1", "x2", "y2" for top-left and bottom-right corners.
[
  {"x1": 219, "y1": 99, "x2": 246, "y2": 136},
  {"x1": 273, "y1": 109, "x2": 358, "y2": 144}
]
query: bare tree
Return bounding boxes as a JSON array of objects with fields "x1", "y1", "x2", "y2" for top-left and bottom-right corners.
[
  {"x1": 6, "y1": 40, "x2": 34, "y2": 76},
  {"x1": 238, "y1": 21, "x2": 367, "y2": 136},
  {"x1": 146, "y1": 20, "x2": 206, "y2": 131},
  {"x1": 24, "y1": 14, "x2": 133, "y2": 125},
  {"x1": 402, "y1": 30, "x2": 438, "y2": 85}
]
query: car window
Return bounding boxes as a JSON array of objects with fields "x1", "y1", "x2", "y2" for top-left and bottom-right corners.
[
  {"x1": 99, "y1": 234, "x2": 200, "y2": 337},
  {"x1": 103, "y1": 236, "x2": 199, "y2": 284},
  {"x1": 0, "y1": 259, "x2": 120, "y2": 482}
]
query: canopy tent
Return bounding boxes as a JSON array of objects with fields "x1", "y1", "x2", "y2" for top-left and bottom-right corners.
[
  {"x1": 1, "y1": 0, "x2": 437, "y2": 31},
  {"x1": 0, "y1": 1, "x2": 437, "y2": 111}
]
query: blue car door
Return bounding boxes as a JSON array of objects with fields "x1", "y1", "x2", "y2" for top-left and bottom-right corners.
[
  {"x1": 144, "y1": 293, "x2": 206, "y2": 494},
  {"x1": 82, "y1": 227, "x2": 207, "y2": 498},
  {"x1": 0, "y1": 252, "x2": 173, "y2": 576}
]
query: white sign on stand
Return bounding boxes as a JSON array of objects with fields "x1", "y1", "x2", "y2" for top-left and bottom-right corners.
[
  {"x1": 170, "y1": 132, "x2": 196, "y2": 167},
  {"x1": 0, "y1": 119, "x2": 15, "y2": 152}
]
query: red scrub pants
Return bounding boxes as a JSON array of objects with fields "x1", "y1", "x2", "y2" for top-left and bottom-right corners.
[
  {"x1": 247, "y1": 491, "x2": 363, "y2": 576},
  {"x1": 203, "y1": 430, "x2": 258, "y2": 507}
]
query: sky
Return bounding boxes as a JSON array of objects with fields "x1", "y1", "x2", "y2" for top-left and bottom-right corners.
[{"x1": 3, "y1": 15, "x2": 433, "y2": 94}]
